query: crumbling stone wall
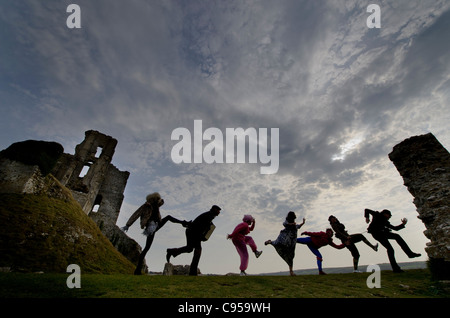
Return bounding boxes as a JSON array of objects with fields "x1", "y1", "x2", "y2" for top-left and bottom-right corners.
[
  {"x1": 89, "y1": 164, "x2": 144, "y2": 267},
  {"x1": 0, "y1": 159, "x2": 43, "y2": 194},
  {"x1": 389, "y1": 133, "x2": 450, "y2": 279},
  {"x1": 52, "y1": 130, "x2": 120, "y2": 215}
]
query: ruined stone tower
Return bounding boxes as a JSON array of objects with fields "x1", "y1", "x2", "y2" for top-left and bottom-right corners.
[
  {"x1": 52, "y1": 130, "x2": 129, "y2": 217},
  {"x1": 389, "y1": 133, "x2": 450, "y2": 279},
  {"x1": 51, "y1": 131, "x2": 144, "y2": 269}
]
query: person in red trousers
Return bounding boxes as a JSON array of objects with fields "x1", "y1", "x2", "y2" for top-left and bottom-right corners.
[{"x1": 227, "y1": 215, "x2": 263, "y2": 276}]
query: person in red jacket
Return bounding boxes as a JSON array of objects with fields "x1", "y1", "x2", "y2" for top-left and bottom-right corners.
[
  {"x1": 227, "y1": 215, "x2": 263, "y2": 276},
  {"x1": 297, "y1": 228, "x2": 345, "y2": 275}
]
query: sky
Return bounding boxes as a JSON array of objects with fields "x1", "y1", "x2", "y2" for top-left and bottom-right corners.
[{"x1": 1, "y1": 0, "x2": 449, "y2": 275}]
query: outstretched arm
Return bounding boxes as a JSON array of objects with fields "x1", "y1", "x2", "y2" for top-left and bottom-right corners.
[
  {"x1": 125, "y1": 205, "x2": 145, "y2": 228},
  {"x1": 228, "y1": 222, "x2": 248, "y2": 239},
  {"x1": 388, "y1": 218, "x2": 407, "y2": 231},
  {"x1": 297, "y1": 218, "x2": 306, "y2": 229},
  {"x1": 330, "y1": 241, "x2": 346, "y2": 249},
  {"x1": 301, "y1": 231, "x2": 319, "y2": 237}
]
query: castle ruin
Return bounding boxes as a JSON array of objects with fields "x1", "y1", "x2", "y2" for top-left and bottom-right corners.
[
  {"x1": 389, "y1": 133, "x2": 450, "y2": 279},
  {"x1": 0, "y1": 130, "x2": 144, "y2": 271}
]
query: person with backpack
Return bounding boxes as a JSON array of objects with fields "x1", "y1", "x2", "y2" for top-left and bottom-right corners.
[{"x1": 166, "y1": 205, "x2": 221, "y2": 276}]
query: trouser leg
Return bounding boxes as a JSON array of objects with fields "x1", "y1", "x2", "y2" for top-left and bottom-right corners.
[
  {"x1": 373, "y1": 233, "x2": 401, "y2": 272},
  {"x1": 297, "y1": 237, "x2": 311, "y2": 244},
  {"x1": 135, "y1": 233, "x2": 155, "y2": 274},
  {"x1": 234, "y1": 240, "x2": 249, "y2": 271},
  {"x1": 189, "y1": 246, "x2": 202, "y2": 276},
  {"x1": 360, "y1": 235, "x2": 378, "y2": 250},
  {"x1": 169, "y1": 245, "x2": 194, "y2": 258},
  {"x1": 388, "y1": 232, "x2": 416, "y2": 257},
  {"x1": 346, "y1": 243, "x2": 360, "y2": 270},
  {"x1": 307, "y1": 244, "x2": 323, "y2": 272},
  {"x1": 244, "y1": 236, "x2": 258, "y2": 252},
  {"x1": 167, "y1": 229, "x2": 195, "y2": 259},
  {"x1": 159, "y1": 215, "x2": 185, "y2": 229}
]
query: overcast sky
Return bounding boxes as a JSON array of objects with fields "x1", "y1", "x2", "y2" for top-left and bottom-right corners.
[{"x1": 1, "y1": 0, "x2": 449, "y2": 275}]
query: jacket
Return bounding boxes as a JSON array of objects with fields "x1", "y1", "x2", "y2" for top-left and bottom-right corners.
[
  {"x1": 303, "y1": 231, "x2": 345, "y2": 249},
  {"x1": 365, "y1": 209, "x2": 405, "y2": 234},
  {"x1": 189, "y1": 210, "x2": 218, "y2": 236},
  {"x1": 330, "y1": 222, "x2": 349, "y2": 241},
  {"x1": 229, "y1": 221, "x2": 255, "y2": 241},
  {"x1": 126, "y1": 202, "x2": 161, "y2": 229}
]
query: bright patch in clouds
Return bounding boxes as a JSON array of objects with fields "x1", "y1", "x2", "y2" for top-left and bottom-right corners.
[{"x1": 332, "y1": 134, "x2": 364, "y2": 162}]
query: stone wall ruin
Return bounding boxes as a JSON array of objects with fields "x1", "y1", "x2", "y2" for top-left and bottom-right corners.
[{"x1": 389, "y1": 133, "x2": 450, "y2": 279}]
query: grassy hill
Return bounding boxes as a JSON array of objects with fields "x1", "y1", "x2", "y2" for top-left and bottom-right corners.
[{"x1": 0, "y1": 191, "x2": 135, "y2": 274}]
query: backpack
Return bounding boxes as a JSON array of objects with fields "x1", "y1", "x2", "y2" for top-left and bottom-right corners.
[{"x1": 202, "y1": 223, "x2": 216, "y2": 241}]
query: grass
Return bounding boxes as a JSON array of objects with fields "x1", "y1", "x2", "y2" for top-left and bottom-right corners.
[{"x1": 0, "y1": 269, "x2": 448, "y2": 298}]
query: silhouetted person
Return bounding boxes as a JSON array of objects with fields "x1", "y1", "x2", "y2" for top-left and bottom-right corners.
[
  {"x1": 265, "y1": 212, "x2": 305, "y2": 276},
  {"x1": 121, "y1": 192, "x2": 188, "y2": 275},
  {"x1": 297, "y1": 228, "x2": 345, "y2": 275},
  {"x1": 365, "y1": 208, "x2": 421, "y2": 273},
  {"x1": 329, "y1": 215, "x2": 378, "y2": 272},
  {"x1": 166, "y1": 205, "x2": 221, "y2": 275},
  {"x1": 227, "y1": 214, "x2": 262, "y2": 276}
]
